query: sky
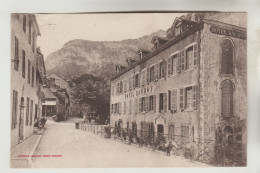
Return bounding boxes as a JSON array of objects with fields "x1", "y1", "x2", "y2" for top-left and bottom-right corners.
[{"x1": 35, "y1": 13, "x2": 186, "y2": 59}]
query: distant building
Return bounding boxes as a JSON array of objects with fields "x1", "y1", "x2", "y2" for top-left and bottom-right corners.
[
  {"x1": 42, "y1": 86, "x2": 68, "y2": 118},
  {"x1": 110, "y1": 13, "x2": 247, "y2": 165},
  {"x1": 11, "y1": 13, "x2": 42, "y2": 147}
]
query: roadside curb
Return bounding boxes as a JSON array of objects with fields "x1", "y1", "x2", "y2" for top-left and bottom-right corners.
[{"x1": 27, "y1": 135, "x2": 42, "y2": 168}]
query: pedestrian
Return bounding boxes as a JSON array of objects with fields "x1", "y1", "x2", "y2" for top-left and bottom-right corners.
[{"x1": 166, "y1": 142, "x2": 173, "y2": 156}]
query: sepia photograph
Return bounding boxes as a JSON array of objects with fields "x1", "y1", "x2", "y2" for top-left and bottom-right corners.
[{"x1": 10, "y1": 12, "x2": 247, "y2": 168}]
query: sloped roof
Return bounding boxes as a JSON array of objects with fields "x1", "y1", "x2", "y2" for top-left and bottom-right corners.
[{"x1": 42, "y1": 87, "x2": 56, "y2": 99}]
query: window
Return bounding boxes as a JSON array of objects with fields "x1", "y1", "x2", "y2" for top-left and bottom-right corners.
[
  {"x1": 140, "y1": 97, "x2": 145, "y2": 112},
  {"x1": 32, "y1": 66, "x2": 34, "y2": 87},
  {"x1": 172, "y1": 54, "x2": 177, "y2": 74},
  {"x1": 22, "y1": 50, "x2": 25, "y2": 78},
  {"x1": 30, "y1": 100, "x2": 33, "y2": 125},
  {"x1": 129, "y1": 100, "x2": 132, "y2": 114},
  {"x1": 186, "y1": 47, "x2": 193, "y2": 69},
  {"x1": 146, "y1": 68, "x2": 150, "y2": 84},
  {"x1": 159, "y1": 60, "x2": 166, "y2": 79},
  {"x1": 123, "y1": 80, "x2": 126, "y2": 93},
  {"x1": 26, "y1": 97, "x2": 29, "y2": 126},
  {"x1": 180, "y1": 86, "x2": 198, "y2": 110},
  {"x1": 32, "y1": 31, "x2": 35, "y2": 52},
  {"x1": 134, "y1": 98, "x2": 138, "y2": 114},
  {"x1": 119, "y1": 102, "x2": 122, "y2": 115},
  {"x1": 181, "y1": 50, "x2": 186, "y2": 71},
  {"x1": 12, "y1": 90, "x2": 18, "y2": 129},
  {"x1": 180, "y1": 89, "x2": 184, "y2": 110},
  {"x1": 155, "y1": 63, "x2": 159, "y2": 80},
  {"x1": 124, "y1": 101, "x2": 126, "y2": 114},
  {"x1": 221, "y1": 80, "x2": 234, "y2": 118},
  {"x1": 220, "y1": 39, "x2": 234, "y2": 75},
  {"x1": 141, "y1": 69, "x2": 146, "y2": 86},
  {"x1": 132, "y1": 75, "x2": 135, "y2": 89},
  {"x1": 192, "y1": 86, "x2": 198, "y2": 109},
  {"x1": 150, "y1": 66, "x2": 155, "y2": 82},
  {"x1": 159, "y1": 93, "x2": 167, "y2": 112},
  {"x1": 23, "y1": 14, "x2": 26, "y2": 33},
  {"x1": 120, "y1": 81, "x2": 123, "y2": 94},
  {"x1": 177, "y1": 53, "x2": 181, "y2": 74},
  {"x1": 186, "y1": 87, "x2": 193, "y2": 109},
  {"x1": 35, "y1": 104, "x2": 38, "y2": 119},
  {"x1": 168, "y1": 90, "x2": 171, "y2": 110},
  {"x1": 167, "y1": 57, "x2": 171, "y2": 75},
  {"x1": 27, "y1": 60, "x2": 31, "y2": 84},
  {"x1": 181, "y1": 125, "x2": 189, "y2": 137},
  {"x1": 134, "y1": 73, "x2": 140, "y2": 88},
  {"x1": 129, "y1": 76, "x2": 132, "y2": 91},
  {"x1": 148, "y1": 95, "x2": 155, "y2": 112},
  {"x1": 171, "y1": 89, "x2": 178, "y2": 112},
  {"x1": 28, "y1": 20, "x2": 31, "y2": 44},
  {"x1": 14, "y1": 36, "x2": 19, "y2": 70}
]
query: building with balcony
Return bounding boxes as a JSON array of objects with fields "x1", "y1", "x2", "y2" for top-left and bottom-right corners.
[{"x1": 110, "y1": 13, "x2": 247, "y2": 165}]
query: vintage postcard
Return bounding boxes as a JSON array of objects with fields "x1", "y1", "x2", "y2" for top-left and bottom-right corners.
[{"x1": 10, "y1": 12, "x2": 247, "y2": 168}]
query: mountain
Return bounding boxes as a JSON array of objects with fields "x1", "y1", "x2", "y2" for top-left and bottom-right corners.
[{"x1": 45, "y1": 29, "x2": 166, "y2": 80}]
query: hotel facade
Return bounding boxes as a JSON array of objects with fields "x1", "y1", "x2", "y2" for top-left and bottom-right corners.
[{"x1": 110, "y1": 13, "x2": 247, "y2": 165}]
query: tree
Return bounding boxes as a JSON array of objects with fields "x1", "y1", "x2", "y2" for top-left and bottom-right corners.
[{"x1": 69, "y1": 74, "x2": 110, "y2": 123}]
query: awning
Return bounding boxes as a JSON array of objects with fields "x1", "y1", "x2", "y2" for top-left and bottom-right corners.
[{"x1": 42, "y1": 100, "x2": 57, "y2": 106}]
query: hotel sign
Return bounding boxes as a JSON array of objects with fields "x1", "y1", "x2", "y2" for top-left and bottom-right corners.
[{"x1": 210, "y1": 26, "x2": 246, "y2": 40}]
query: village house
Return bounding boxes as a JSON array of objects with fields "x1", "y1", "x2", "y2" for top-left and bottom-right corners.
[
  {"x1": 42, "y1": 77, "x2": 70, "y2": 120},
  {"x1": 110, "y1": 13, "x2": 247, "y2": 166},
  {"x1": 11, "y1": 14, "x2": 43, "y2": 147}
]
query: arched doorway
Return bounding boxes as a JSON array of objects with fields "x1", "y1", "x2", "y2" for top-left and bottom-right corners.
[
  {"x1": 19, "y1": 97, "x2": 25, "y2": 140},
  {"x1": 216, "y1": 125, "x2": 235, "y2": 166}
]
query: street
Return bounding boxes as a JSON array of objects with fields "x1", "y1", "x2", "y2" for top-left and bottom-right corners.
[{"x1": 32, "y1": 118, "x2": 210, "y2": 168}]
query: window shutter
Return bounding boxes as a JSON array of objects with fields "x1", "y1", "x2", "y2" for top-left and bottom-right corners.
[
  {"x1": 140, "y1": 72, "x2": 143, "y2": 86},
  {"x1": 155, "y1": 63, "x2": 159, "y2": 80},
  {"x1": 170, "y1": 56, "x2": 173, "y2": 75},
  {"x1": 193, "y1": 43, "x2": 198, "y2": 66},
  {"x1": 119, "y1": 102, "x2": 121, "y2": 115},
  {"x1": 134, "y1": 99, "x2": 137, "y2": 114},
  {"x1": 177, "y1": 53, "x2": 181, "y2": 74},
  {"x1": 129, "y1": 100, "x2": 132, "y2": 114},
  {"x1": 163, "y1": 93, "x2": 167, "y2": 111},
  {"x1": 129, "y1": 77, "x2": 132, "y2": 91},
  {"x1": 138, "y1": 73, "x2": 140, "y2": 87},
  {"x1": 110, "y1": 104, "x2": 112, "y2": 115},
  {"x1": 181, "y1": 50, "x2": 186, "y2": 71},
  {"x1": 167, "y1": 57, "x2": 171, "y2": 75},
  {"x1": 153, "y1": 95, "x2": 156, "y2": 112},
  {"x1": 171, "y1": 89, "x2": 178, "y2": 112},
  {"x1": 145, "y1": 96, "x2": 149, "y2": 112},
  {"x1": 124, "y1": 101, "x2": 126, "y2": 114},
  {"x1": 132, "y1": 75, "x2": 135, "y2": 89},
  {"x1": 192, "y1": 86, "x2": 198, "y2": 109},
  {"x1": 14, "y1": 37, "x2": 19, "y2": 70},
  {"x1": 180, "y1": 89, "x2": 184, "y2": 110},
  {"x1": 147, "y1": 68, "x2": 150, "y2": 83},
  {"x1": 163, "y1": 60, "x2": 167, "y2": 78},
  {"x1": 139, "y1": 98, "x2": 142, "y2": 113}
]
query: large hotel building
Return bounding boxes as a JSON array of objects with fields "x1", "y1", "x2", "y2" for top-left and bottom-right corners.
[{"x1": 110, "y1": 13, "x2": 247, "y2": 165}]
